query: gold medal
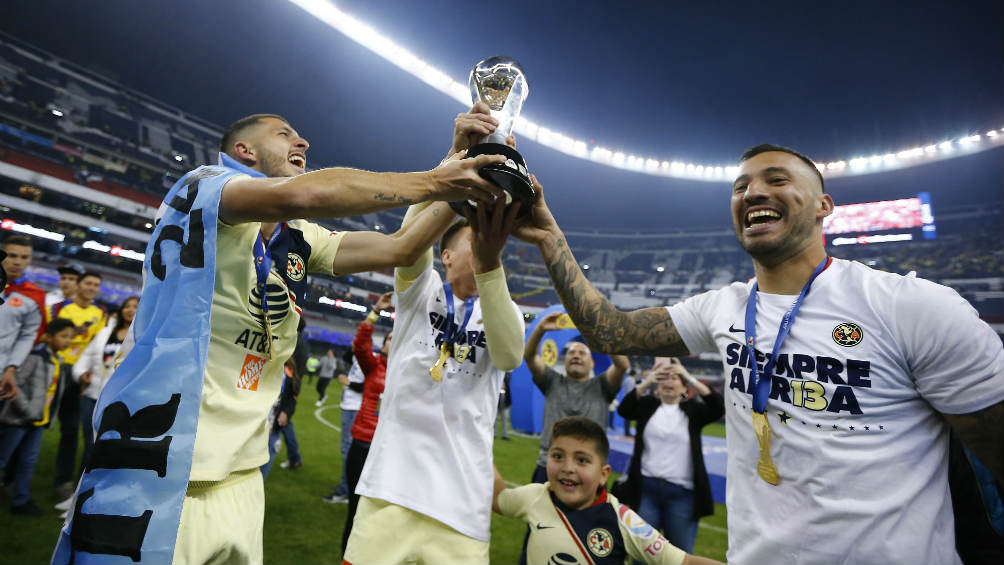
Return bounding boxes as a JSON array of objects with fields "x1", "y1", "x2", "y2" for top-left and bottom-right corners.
[
  {"x1": 753, "y1": 411, "x2": 779, "y2": 485},
  {"x1": 262, "y1": 309, "x2": 274, "y2": 361},
  {"x1": 429, "y1": 342, "x2": 451, "y2": 382}
]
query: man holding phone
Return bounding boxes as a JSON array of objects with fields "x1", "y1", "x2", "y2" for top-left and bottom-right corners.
[{"x1": 523, "y1": 311, "x2": 630, "y2": 482}]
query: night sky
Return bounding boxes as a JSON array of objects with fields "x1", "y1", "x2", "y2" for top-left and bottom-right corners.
[{"x1": 1, "y1": 0, "x2": 1001, "y2": 230}]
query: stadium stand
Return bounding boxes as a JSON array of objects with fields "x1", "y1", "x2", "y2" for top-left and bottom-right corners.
[{"x1": 0, "y1": 32, "x2": 1000, "y2": 350}]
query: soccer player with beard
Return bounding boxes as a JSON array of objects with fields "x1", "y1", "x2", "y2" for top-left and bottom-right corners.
[
  {"x1": 56, "y1": 111, "x2": 507, "y2": 565},
  {"x1": 512, "y1": 145, "x2": 1003, "y2": 564}
]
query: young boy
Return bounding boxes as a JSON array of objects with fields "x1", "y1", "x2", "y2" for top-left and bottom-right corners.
[
  {"x1": 0, "y1": 318, "x2": 75, "y2": 515},
  {"x1": 493, "y1": 416, "x2": 720, "y2": 565}
]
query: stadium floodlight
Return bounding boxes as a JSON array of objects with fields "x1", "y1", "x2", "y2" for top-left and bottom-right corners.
[
  {"x1": 285, "y1": 0, "x2": 1004, "y2": 182},
  {"x1": 1, "y1": 219, "x2": 64, "y2": 241}
]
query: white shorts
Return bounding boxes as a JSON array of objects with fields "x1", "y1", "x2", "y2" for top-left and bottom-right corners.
[
  {"x1": 172, "y1": 468, "x2": 264, "y2": 565},
  {"x1": 344, "y1": 495, "x2": 489, "y2": 565}
]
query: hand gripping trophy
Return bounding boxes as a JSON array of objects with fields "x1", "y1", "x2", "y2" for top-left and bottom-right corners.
[{"x1": 452, "y1": 56, "x2": 537, "y2": 217}]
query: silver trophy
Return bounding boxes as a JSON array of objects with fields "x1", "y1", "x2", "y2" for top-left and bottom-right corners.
[{"x1": 452, "y1": 56, "x2": 536, "y2": 217}]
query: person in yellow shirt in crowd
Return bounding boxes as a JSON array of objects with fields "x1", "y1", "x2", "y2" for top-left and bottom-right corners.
[{"x1": 49, "y1": 271, "x2": 105, "y2": 498}]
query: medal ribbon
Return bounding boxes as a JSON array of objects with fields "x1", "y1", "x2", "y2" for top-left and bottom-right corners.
[
  {"x1": 252, "y1": 223, "x2": 286, "y2": 360},
  {"x1": 744, "y1": 256, "x2": 830, "y2": 485},
  {"x1": 744, "y1": 256, "x2": 831, "y2": 413},
  {"x1": 430, "y1": 282, "x2": 476, "y2": 381},
  {"x1": 443, "y1": 281, "x2": 477, "y2": 346}
]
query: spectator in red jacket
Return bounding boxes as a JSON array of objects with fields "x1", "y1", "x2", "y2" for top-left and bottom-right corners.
[{"x1": 340, "y1": 291, "x2": 391, "y2": 554}]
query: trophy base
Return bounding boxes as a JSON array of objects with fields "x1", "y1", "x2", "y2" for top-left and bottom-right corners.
[{"x1": 451, "y1": 142, "x2": 536, "y2": 218}]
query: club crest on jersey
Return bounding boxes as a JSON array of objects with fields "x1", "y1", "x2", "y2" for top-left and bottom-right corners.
[
  {"x1": 286, "y1": 253, "x2": 305, "y2": 282},
  {"x1": 832, "y1": 322, "x2": 864, "y2": 347},
  {"x1": 587, "y1": 528, "x2": 614, "y2": 557}
]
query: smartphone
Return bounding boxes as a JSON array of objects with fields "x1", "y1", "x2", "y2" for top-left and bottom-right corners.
[{"x1": 555, "y1": 313, "x2": 576, "y2": 329}]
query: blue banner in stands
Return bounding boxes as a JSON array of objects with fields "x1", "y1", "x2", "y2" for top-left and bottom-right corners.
[{"x1": 51, "y1": 164, "x2": 239, "y2": 564}]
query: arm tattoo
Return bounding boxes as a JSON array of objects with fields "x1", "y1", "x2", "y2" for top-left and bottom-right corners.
[
  {"x1": 945, "y1": 401, "x2": 1004, "y2": 485},
  {"x1": 373, "y1": 192, "x2": 416, "y2": 204},
  {"x1": 541, "y1": 236, "x2": 688, "y2": 356}
]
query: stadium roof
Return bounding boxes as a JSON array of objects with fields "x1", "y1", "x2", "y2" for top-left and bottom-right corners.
[{"x1": 1, "y1": 0, "x2": 1001, "y2": 230}]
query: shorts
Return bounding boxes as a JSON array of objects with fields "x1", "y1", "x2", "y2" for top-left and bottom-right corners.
[
  {"x1": 172, "y1": 468, "x2": 264, "y2": 565},
  {"x1": 343, "y1": 496, "x2": 489, "y2": 565}
]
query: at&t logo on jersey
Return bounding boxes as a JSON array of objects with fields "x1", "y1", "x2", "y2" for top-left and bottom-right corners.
[
  {"x1": 546, "y1": 553, "x2": 578, "y2": 565},
  {"x1": 248, "y1": 282, "x2": 290, "y2": 328}
]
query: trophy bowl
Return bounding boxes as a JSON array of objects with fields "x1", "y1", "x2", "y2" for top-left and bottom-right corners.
[{"x1": 451, "y1": 56, "x2": 537, "y2": 218}]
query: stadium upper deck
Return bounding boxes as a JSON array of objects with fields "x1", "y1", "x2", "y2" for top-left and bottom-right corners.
[{"x1": 0, "y1": 33, "x2": 999, "y2": 341}]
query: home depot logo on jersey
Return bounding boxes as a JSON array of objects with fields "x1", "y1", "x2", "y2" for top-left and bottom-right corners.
[{"x1": 237, "y1": 353, "x2": 266, "y2": 391}]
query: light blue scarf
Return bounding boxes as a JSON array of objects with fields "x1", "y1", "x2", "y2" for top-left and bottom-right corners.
[{"x1": 52, "y1": 154, "x2": 258, "y2": 564}]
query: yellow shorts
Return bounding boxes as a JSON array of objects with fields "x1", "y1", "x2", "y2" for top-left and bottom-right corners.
[
  {"x1": 344, "y1": 496, "x2": 489, "y2": 565},
  {"x1": 172, "y1": 468, "x2": 264, "y2": 565}
]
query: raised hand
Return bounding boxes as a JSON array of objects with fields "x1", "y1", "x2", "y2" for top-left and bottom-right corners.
[
  {"x1": 374, "y1": 291, "x2": 393, "y2": 312},
  {"x1": 451, "y1": 101, "x2": 499, "y2": 155},
  {"x1": 536, "y1": 311, "x2": 563, "y2": 332},
  {"x1": 512, "y1": 175, "x2": 560, "y2": 246},
  {"x1": 430, "y1": 151, "x2": 507, "y2": 204},
  {"x1": 464, "y1": 198, "x2": 522, "y2": 274}
]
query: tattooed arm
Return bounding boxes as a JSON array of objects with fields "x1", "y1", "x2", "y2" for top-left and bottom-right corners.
[
  {"x1": 514, "y1": 177, "x2": 689, "y2": 357},
  {"x1": 943, "y1": 401, "x2": 1004, "y2": 485}
]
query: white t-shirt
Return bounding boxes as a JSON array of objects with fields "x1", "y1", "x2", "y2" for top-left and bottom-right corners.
[
  {"x1": 355, "y1": 265, "x2": 524, "y2": 541},
  {"x1": 668, "y1": 258, "x2": 1004, "y2": 565},
  {"x1": 641, "y1": 404, "x2": 694, "y2": 489},
  {"x1": 340, "y1": 358, "x2": 364, "y2": 411}
]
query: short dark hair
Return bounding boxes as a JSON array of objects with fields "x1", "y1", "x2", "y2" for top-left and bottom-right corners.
[
  {"x1": 45, "y1": 317, "x2": 75, "y2": 335},
  {"x1": 79, "y1": 271, "x2": 102, "y2": 283},
  {"x1": 2, "y1": 235, "x2": 32, "y2": 249},
  {"x1": 551, "y1": 416, "x2": 610, "y2": 462},
  {"x1": 219, "y1": 114, "x2": 289, "y2": 156},
  {"x1": 439, "y1": 218, "x2": 471, "y2": 253},
  {"x1": 740, "y1": 143, "x2": 825, "y2": 193},
  {"x1": 57, "y1": 265, "x2": 82, "y2": 278}
]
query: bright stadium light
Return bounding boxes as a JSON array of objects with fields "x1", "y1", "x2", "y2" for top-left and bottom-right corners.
[{"x1": 285, "y1": 0, "x2": 1004, "y2": 182}]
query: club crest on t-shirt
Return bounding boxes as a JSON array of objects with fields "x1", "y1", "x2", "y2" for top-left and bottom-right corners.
[{"x1": 832, "y1": 322, "x2": 864, "y2": 347}]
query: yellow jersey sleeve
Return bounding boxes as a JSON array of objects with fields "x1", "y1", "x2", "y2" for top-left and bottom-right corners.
[
  {"x1": 497, "y1": 483, "x2": 546, "y2": 520},
  {"x1": 294, "y1": 220, "x2": 346, "y2": 276}
]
